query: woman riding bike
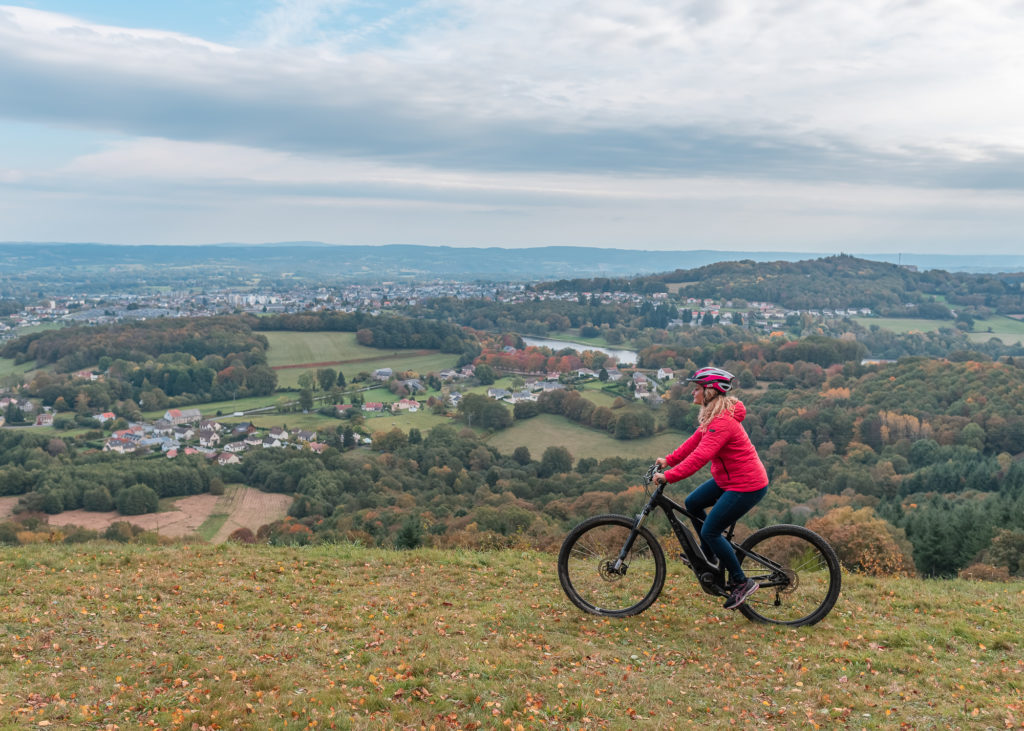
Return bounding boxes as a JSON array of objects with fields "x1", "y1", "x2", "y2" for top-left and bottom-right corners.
[{"x1": 653, "y1": 367, "x2": 768, "y2": 610}]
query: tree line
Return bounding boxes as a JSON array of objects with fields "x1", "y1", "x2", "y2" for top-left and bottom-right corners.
[
  {"x1": 0, "y1": 430, "x2": 211, "y2": 517},
  {"x1": 532, "y1": 254, "x2": 1024, "y2": 317}
]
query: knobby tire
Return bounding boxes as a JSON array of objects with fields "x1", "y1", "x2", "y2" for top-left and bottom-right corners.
[
  {"x1": 557, "y1": 514, "x2": 666, "y2": 617},
  {"x1": 736, "y1": 524, "x2": 841, "y2": 627}
]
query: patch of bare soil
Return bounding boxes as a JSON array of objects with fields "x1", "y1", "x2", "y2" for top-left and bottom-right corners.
[
  {"x1": 0, "y1": 496, "x2": 19, "y2": 521},
  {"x1": 44, "y1": 488, "x2": 292, "y2": 542},
  {"x1": 209, "y1": 488, "x2": 293, "y2": 543},
  {"x1": 48, "y1": 494, "x2": 222, "y2": 538}
]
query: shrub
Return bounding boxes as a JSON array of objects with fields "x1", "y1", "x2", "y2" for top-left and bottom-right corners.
[
  {"x1": 82, "y1": 486, "x2": 114, "y2": 512},
  {"x1": 959, "y1": 563, "x2": 1011, "y2": 582},
  {"x1": 0, "y1": 522, "x2": 19, "y2": 545},
  {"x1": 104, "y1": 521, "x2": 140, "y2": 542},
  {"x1": 988, "y1": 529, "x2": 1024, "y2": 575},
  {"x1": 228, "y1": 527, "x2": 256, "y2": 544},
  {"x1": 116, "y1": 484, "x2": 159, "y2": 515},
  {"x1": 40, "y1": 491, "x2": 64, "y2": 514},
  {"x1": 16, "y1": 530, "x2": 51, "y2": 544},
  {"x1": 63, "y1": 526, "x2": 100, "y2": 544}
]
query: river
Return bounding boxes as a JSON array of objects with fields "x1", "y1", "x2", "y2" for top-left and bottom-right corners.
[{"x1": 520, "y1": 336, "x2": 638, "y2": 366}]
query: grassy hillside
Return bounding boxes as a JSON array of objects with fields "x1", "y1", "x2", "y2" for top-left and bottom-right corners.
[
  {"x1": 1, "y1": 543, "x2": 1021, "y2": 729},
  {"x1": 0, "y1": 356, "x2": 35, "y2": 381}
]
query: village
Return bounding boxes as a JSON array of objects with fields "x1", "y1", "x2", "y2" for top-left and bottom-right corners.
[
  {"x1": 0, "y1": 353, "x2": 688, "y2": 466},
  {"x1": 1, "y1": 279, "x2": 874, "y2": 346}
]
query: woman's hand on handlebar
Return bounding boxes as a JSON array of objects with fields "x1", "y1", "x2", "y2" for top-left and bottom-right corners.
[{"x1": 653, "y1": 458, "x2": 668, "y2": 484}]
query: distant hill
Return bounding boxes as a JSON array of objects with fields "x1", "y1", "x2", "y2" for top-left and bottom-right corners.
[
  {"x1": 537, "y1": 254, "x2": 1024, "y2": 315},
  {"x1": 3, "y1": 242, "x2": 1024, "y2": 284}
]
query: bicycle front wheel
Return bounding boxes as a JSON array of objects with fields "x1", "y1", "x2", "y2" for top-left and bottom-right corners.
[
  {"x1": 737, "y1": 524, "x2": 841, "y2": 627},
  {"x1": 557, "y1": 514, "x2": 666, "y2": 617}
]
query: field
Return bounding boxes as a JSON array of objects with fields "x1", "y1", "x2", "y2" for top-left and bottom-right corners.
[
  {"x1": 0, "y1": 357, "x2": 35, "y2": 382},
  {"x1": 576, "y1": 383, "x2": 622, "y2": 407},
  {"x1": 264, "y1": 331, "x2": 388, "y2": 367},
  {"x1": 851, "y1": 316, "x2": 949, "y2": 334},
  {"x1": 486, "y1": 413, "x2": 686, "y2": 461},
  {"x1": 853, "y1": 315, "x2": 1024, "y2": 345},
  {"x1": 0, "y1": 487, "x2": 291, "y2": 543},
  {"x1": 206, "y1": 486, "x2": 294, "y2": 543},
  {"x1": 966, "y1": 315, "x2": 1024, "y2": 346},
  {"x1": 1, "y1": 541, "x2": 1021, "y2": 729},
  {"x1": 263, "y1": 331, "x2": 459, "y2": 389}
]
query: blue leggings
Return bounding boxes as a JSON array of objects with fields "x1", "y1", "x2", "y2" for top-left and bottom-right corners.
[{"x1": 684, "y1": 478, "x2": 767, "y2": 583}]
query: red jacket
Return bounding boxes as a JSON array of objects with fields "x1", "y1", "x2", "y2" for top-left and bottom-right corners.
[{"x1": 663, "y1": 401, "x2": 768, "y2": 492}]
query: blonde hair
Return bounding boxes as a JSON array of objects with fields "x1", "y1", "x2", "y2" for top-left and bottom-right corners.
[{"x1": 697, "y1": 390, "x2": 740, "y2": 430}]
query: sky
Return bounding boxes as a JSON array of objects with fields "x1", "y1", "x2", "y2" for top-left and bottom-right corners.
[{"x1": 1, "y1": 0, "x2": 1024, "y2": 253}]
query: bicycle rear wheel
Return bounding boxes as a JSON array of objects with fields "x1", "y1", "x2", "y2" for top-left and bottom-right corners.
[
  {"x1": 736, "y1": 524, "x2": 841, "y2": 627},
  {"x1": 557, "y1": 514, "x2": 666, "y2": 617}
]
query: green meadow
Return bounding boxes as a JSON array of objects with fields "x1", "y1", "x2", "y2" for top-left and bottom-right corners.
[
  {"x1": 854, "y1": 315, "x2": 1024, "y2": 346},
  {"x1": 965, "y1": 315, "x2": 1024, "y2": 346},
  {"x1": 0, "y1": 357, "x2": 36, "y2": 383},
  {"x1": 263, "y1": 331, "x2": 386, "y2": 367},
  {"x1": 1, "y1": 542, "x2": 1021, "y2": 729},
  {"x1": 852, "y1": 317, "x2": 950, "y2": 334},
  {"x1": 486, "y1": 413, "x2": 686, "y2": 461},
  {"x1": 263, "y1": 330, "x2": 458, "y2": 388}
]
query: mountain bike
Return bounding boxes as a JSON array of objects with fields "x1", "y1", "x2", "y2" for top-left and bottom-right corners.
[{"x1": 557, "y1": 465, "x2": 841, "y2": 626}]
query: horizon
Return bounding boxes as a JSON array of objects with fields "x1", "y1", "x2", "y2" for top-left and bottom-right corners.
[
  {"x1": 5, "y1": 240, "x2": 1024, "y2": 260},
  {"x1": 6, "y1": 241, "x2": 1024, "y2": 278},
  {"x1": 2, "y1": 2, "x2": 1024, "y2": 253}
]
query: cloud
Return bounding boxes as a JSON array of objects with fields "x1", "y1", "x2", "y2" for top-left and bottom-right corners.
[
  {"x1": 2, "y1": 1, "x2": 1024, "y2": 185},
  {"x1": 3, "y1": 1, "x2": 1024, "y2": 250},
  {"x1": 51, "y1": 137, "x2": 1024, "y2": 216}
]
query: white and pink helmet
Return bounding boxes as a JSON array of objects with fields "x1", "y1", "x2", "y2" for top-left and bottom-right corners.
[{"x1": 686, "y1": 366, "x2": 735, "y2": 394}]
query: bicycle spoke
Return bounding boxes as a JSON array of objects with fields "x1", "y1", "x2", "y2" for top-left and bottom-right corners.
[
  {"x1": 557, "y1": 516, "x2": 666, "y2": 617},
  {"x1": 737, "y1": 525, "x2": 841, "y2": 627}
]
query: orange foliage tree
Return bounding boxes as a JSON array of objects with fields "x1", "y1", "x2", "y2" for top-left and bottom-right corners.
[{"x1": 807, "y1": 506, "x2": 916, "y2": 577}]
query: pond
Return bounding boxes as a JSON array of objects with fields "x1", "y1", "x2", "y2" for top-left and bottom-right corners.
[{"x1": 521, "y1": 336, "x2": 638, "y2": 366}]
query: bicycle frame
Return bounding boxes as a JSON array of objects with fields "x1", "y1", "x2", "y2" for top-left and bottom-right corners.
[{"x1": 612, "y1": 475, "x2": 791, "y2": 599}]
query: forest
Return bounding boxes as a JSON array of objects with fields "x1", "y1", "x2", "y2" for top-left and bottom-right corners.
[
  {"x1": 533, "y1": 254, "x2": 1024, "y2": 316},
  {"x1": 2, "y1": 256, "x2": 1024, "y2": 580},
  {"x1": 4, "y1": 346, "x2": 1024, "y2": 579},
  {"x1": 0, "y1": 311, "x2": 478, "y2": 417}
]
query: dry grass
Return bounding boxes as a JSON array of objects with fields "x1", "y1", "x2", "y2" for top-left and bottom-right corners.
[
  {"x1": 0, "y1": 542, "x2": 1021, "y2": 729},
  {"x1": 37, "y1": 487, "x2": 292, "y2": 544}
]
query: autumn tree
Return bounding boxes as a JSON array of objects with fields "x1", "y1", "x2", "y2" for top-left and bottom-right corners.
[
  {"x1": 987, "y1": 529, "x2": 1024, "y2": 575},
  {"x1": 807, "y1": 506, "x2": 915, "y2": 576}
]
